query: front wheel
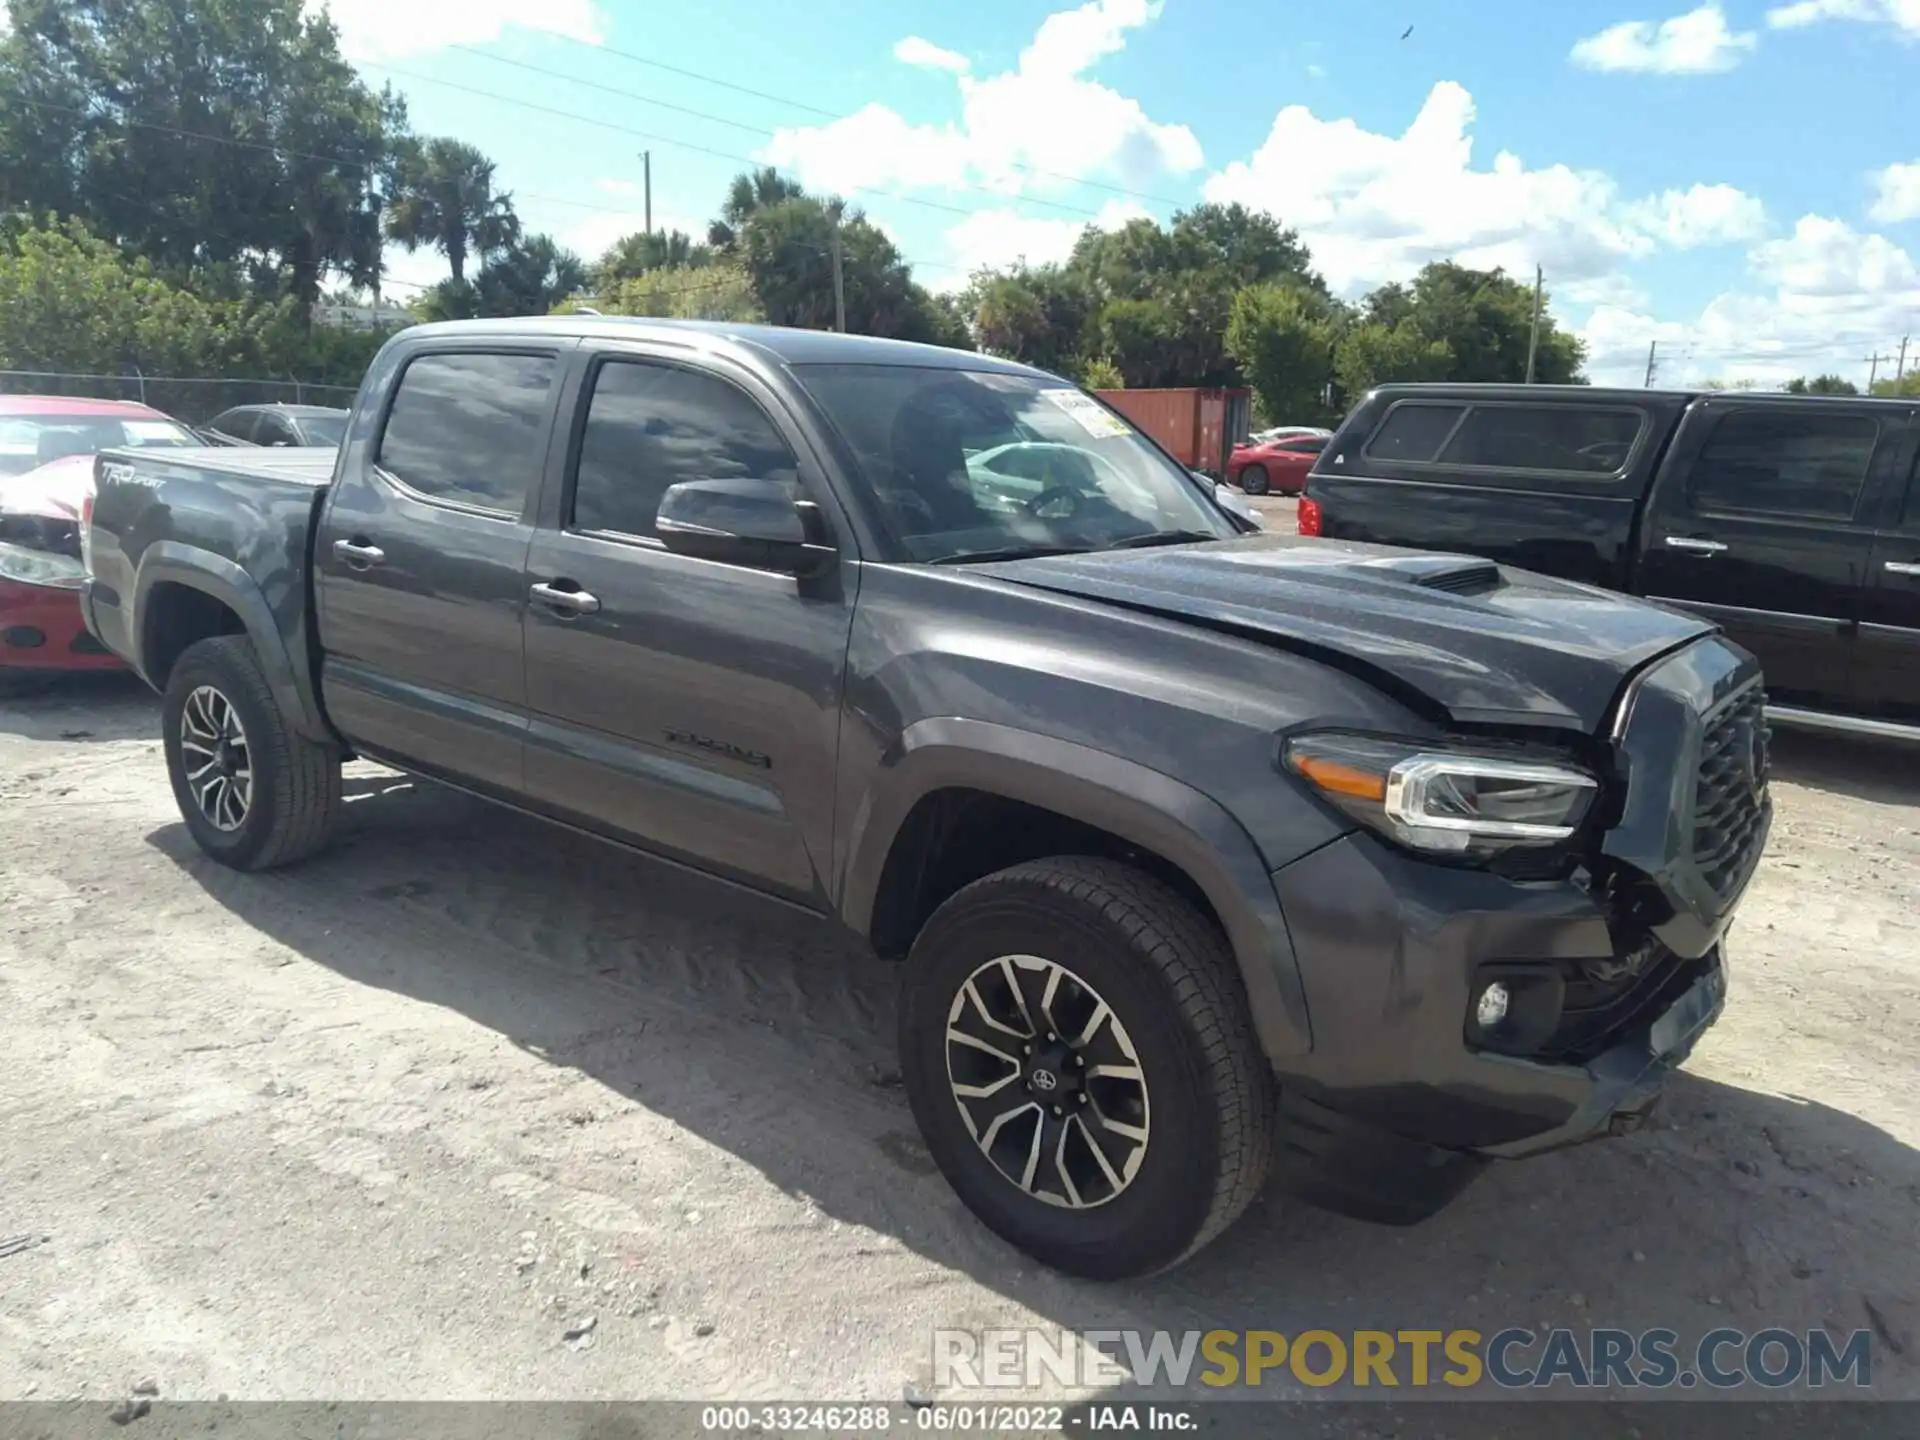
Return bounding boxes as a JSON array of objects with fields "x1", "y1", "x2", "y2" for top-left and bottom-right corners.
[
  {"x1": 1238, "y1": 465, "x2": 1269, "y2": 496},
  {"x1": 898, "y1": 857, "x2": 1275, "y2": 1278},
  {"x1": 162, "y1": 635, "x2": 341, "y2": 871}
]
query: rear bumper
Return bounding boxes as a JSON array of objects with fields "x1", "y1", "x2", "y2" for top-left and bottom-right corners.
[{"x1": 1, "y1": 578, "x2": 122, "y2": 672}]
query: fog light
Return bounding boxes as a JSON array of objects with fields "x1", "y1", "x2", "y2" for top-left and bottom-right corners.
[{"x1": 1475, "y1": 981, "x2": 1511, "y2": 1030}]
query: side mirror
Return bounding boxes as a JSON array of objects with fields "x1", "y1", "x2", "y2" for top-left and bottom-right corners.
[{"x1": 656, "y1": 478, "x2": 836, "y2": 576}]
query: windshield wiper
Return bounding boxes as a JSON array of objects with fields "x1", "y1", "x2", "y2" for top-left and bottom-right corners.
[
  {"x1": 1104, "y1": 529, "x2": 1222, "y2": 551},
  {"x1": 927, "y1": 544, "x2": 1088, "y2": 565}
]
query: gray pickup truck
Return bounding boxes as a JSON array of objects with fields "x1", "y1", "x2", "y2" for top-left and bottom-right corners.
[{"x1": 82, "y1": 318, "x2": 1769, "y2": 1278}]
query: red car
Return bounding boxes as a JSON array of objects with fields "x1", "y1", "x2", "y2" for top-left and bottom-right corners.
[
  {"x1": 1229, "y1": 432, "x2": 1330, "y2": 496},
  {"x1": 1, "y1": 396, "x2": 200, "y2": 677}
]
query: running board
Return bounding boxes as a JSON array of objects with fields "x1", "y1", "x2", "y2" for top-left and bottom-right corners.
[{"x1": 1767, "y1": 704, "x2": 1920, "y2": 742}]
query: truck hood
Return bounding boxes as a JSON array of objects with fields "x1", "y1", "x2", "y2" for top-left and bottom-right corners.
[{"x1": 971, "y1": 535, "x2": 1717, "y2": 732}]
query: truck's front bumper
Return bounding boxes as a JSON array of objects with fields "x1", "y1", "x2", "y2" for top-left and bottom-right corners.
[{"x1": 1264, "y1": 830, "x2": 1733, "y2": 1224}]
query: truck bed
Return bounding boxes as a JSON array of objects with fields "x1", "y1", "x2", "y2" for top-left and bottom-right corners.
[{"x1": 101, "y1": 444, "x2": 339, "y2": 488}]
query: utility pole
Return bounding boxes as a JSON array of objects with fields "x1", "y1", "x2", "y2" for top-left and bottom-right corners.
[
  {"x1": 1897, "y1": 334, "x2": 1910, "y2": 382},
  {"x1": 1524, "y1": 264, "x2": 1544, "y2": 384},
  {"x1": 1644, "y1": 339, "x2": 1659, "y2": 388},
  {"x1": 830, "y1": 223, "x2": 847, "y2": 334},
  {"x1": 641, "y1": 151, "x2": 652, "y2": 237},
  {"x1": 1865, "y1": 351, "x2": 1895, "y2": 391}
]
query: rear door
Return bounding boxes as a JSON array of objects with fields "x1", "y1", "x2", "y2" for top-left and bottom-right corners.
[
  {"x1": 253, "y1": 411, "x2": 300, "y2": 448},
  {"x1": 1856, "y1": 417, "x2": 1920, "y2": 721},
  {"x1": 1639, "y1": 398, "x2": 1892, "y2": 709},
  {"x1": 315, "y1": 343, "x2": 567, "y2": 795},
  {"x1": 519, "y1": 345, "x2": 856, "y2": 907}
]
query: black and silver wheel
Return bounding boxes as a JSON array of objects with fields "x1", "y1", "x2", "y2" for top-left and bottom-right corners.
[
  {"x1": 1238, "y1": 465, "x2": 1269, "y2": 496},
  {"x1": 900, "y1": 857, "x2": 1274, "y2": 1278},
  {"x1": 162, "y1": 635, "x2": 341, "y2": 871}
]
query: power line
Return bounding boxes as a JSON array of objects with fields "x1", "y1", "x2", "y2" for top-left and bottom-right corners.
[{"x1": 537, "y1": 33, "x2": 1191, "y2": 210}]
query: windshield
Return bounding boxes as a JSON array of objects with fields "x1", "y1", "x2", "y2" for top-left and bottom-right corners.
[
  {"x1": 300, "y1": 415, "x2": 348, "y2": 447},
  {"x1": 794, "y1": 364, "x2": 1234, "y2": 563},
  {"x1": 0, "y1": 415, "x2": 199, "y2": 476}
]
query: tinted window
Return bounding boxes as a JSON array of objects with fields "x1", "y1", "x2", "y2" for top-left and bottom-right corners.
[
  {"x1": 571, "y1": 361, "x2": 798, "y2": 539},
  {"x1": 300, "y1": 415, "x2": 348, "y2": 447},
  {"x1": 1439, "y1": 405, "x2": 1643, "y2": 474},
  {"x1": 1905, "y1": 453, "x2": 1920, "y2": 529},
  {"x1": 209, "y1": 409, "x2": 257, "y2": 441},
  {"x1": 1278, "y1": 437, "x2": 1327, "y2": 455},
  {"x1": 255, "y1": 413, "x2": 298, "y2": 446},
  {"x1": 377, "y1": 352, "x2": 555, "y2": 512},
  {"x1": 1364, "y1": 403, "x2": 1465, "y2": 462},
  {"x1": 1689, "y1": 408, "x2": 1878, "y2": 521}
]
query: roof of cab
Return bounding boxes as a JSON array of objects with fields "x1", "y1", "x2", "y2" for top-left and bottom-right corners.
[
  {"x1": 1363, "y1": 381, "x2": 1916, "y2": 410},
  {"x1": 392, "y1": 316, "x2": 1054, "y2": 379}
]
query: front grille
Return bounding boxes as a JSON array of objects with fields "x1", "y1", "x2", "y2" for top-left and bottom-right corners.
[{"x1": 1692, "y1": 683, "x2": 1770, "y2": 904}]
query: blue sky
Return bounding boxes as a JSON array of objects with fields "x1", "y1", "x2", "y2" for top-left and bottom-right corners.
[{"x1": 317, "y1": 0, "x2": 1920, "y2": 388}]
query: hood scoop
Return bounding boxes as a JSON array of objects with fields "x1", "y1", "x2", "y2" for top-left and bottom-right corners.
[{"x1": 1355, "y1": 554, "x2": 1505, "y2": 597}]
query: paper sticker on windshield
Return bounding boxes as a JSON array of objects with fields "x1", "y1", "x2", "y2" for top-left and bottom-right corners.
[{"x1": 1041, "y1": 389, "x2": 1132, "y2": 439}]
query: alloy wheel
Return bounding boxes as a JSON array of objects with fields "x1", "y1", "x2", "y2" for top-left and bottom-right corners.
[
  {"x1": 944, "y1": 954, "x2": 1151, "y2": 1209},
  {"x1": 179, "y1": 684, "x2": 253, "y2": 832}
]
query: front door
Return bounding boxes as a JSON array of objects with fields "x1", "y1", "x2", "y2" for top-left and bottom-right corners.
[
  {"x1": 1639, "y1": 399, "x2": 1890, "y2": 709},
  {"x1": 1857, "y1": 428, "x2": 1920, "y2": 721},
  {"x1": 315, "y1": 346, "x2": 565, "y2": 794},
  {"x1": 521, "y1": 350, "x2": 855, "y2": 907}
]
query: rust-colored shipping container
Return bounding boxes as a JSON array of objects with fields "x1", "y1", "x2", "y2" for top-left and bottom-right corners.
[{"x1": 1092, "y1": 387, "x2": 1252, "y2": 476}]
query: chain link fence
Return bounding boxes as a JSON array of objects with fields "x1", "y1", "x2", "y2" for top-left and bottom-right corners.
[{"x1": 0, "y1": 369, "x2": 359, "y2": 424}]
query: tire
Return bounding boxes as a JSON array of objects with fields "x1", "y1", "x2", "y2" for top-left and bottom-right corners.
[
  {"x1": 898, "y1": 857, "x2": 1275, "y2": 1279},
  {"x1": 1239, "y1": 465, "x2": 1269, "y2": 496},
  {"x1": 162, "y1": 635, "x2": 341, "y2": 871}
]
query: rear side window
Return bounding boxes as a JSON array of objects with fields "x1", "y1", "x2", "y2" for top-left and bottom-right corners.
[
  {"x1": 1688, "y1": 408, "x2": 1878, "y2": 521},
  {"x1": 1903, "y1": 450, "x2": 1920, "y2": 529},
  {"x1": 210, "y1": 409, "x2": 257, "y2": 442},
  {"x1": 1438, "y1": 405, "x2": 1643, "y2": 474},
  {"x1": 1279, "y1": 437, "x2": 1328, "y2": 455},
  {"x1": 377, "y1": 352, "x2": 556, "y2": 513},
  {"x1": 571, "y1": 360, "x2": 798, "y2": 539},
  {"x1": 1364, "y1": 403, "x2": 1465, "y2": 462}
]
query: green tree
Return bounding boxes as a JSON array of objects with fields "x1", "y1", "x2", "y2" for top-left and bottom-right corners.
[
  {"x1": 1384, "y1": 262, "x2": 1586, "y2": 384},
  {"x1": 561, "y1": 262, "x2": 763, "y2": 323},
  {"x1": 1869, "y1": 371, "x2": 1920, "y2": 399},
  {"x1": 1784, "y1": 374, "x2": 1860, "y2": 395},
  {"x1": 0, "y1": 0, "x2": 405, "y2": 317},
  {"x1": 1334, "y1": 320, "x2": 1453, "y2": 398},
  {"x1": 473, "y1": 234, "x2": 586, "y2": 317},
  {"x1": 384, "y1": 137, "x2": 521, "y2": 285},
  {"x1": 1079, "y1": 356, "x2": 1124, "y2": 389},
  {"x1": 967, "y1": 265, "x2": 1095, "y2": 374},
  {"x1": 1226, "y1": 284, "x2": 1340, "y2": 425},
  {"x1": 708, "y1": 166, "x2": 808, "y2": 250},
  {"x1": 592, "y1": 229, "x2": 711, "y2": 288}
]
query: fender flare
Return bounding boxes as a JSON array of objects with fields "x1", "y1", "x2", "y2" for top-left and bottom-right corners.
[
  {"x1": 839, "y1": 717, "x2": 1312, "y2": 1062},
  {"x1": 131, "y1": 543, "x2": 329, "y2": 742}
]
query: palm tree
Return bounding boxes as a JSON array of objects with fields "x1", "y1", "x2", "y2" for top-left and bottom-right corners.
[
  {"x1": 383, "y1": 137, "x2": 521, "y2": 284},
  {"x1": 707, "y1": 166, "x2": 807, "y2": 249}
]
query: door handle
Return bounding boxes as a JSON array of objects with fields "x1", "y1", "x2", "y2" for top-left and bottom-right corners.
[
  {"x1": 332, "y1": 538, "x2": 386, "y2": 569},
  {"x1": 1886, "y1": 561, "x2": 1920, "y2": 576},
  {"x1": 1663, "y1": 536, "x2": 1728, "y2": 554},
  {"x1": 530, "y1": 580, "x2": 601, "y2": 615}
]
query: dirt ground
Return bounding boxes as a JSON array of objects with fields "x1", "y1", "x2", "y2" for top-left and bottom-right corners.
[{"x1": 1, "y1": 664, "x2": 1916, "y2": 1408}]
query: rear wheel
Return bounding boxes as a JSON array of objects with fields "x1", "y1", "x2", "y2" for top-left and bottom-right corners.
[
  {"x1": 1239, "y1": 465, "x2": 1269, "y2": 496},
  {"x1": 162, "y1": 636, "x2": 340, "y2": 871},
  {"x1": 898, "y1": 857, "x2": 1274, "y2": 1278}
]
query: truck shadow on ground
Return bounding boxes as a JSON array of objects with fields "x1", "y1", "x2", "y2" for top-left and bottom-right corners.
[
  {"x1": 149, "y1": 758, "x2": 1919, "y2": 1399},
  {"x1": 1767, "y1": 727, "x2": 1920, "y2": 807}
]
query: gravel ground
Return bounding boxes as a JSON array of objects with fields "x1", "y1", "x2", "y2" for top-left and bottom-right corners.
[{"x1": 0, "y1": 667, "x2": 1916, "y2": 1407}]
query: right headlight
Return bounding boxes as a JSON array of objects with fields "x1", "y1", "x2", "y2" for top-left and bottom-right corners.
[{"x1": 1282, "y1": 732, "x2": 1600, "y2": 859}]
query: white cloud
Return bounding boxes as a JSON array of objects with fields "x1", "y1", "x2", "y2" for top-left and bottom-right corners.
[
  {"x1": 762, "y1": 0, "x2": 1201, "y2": 201},
  {"x1": 309, "y1": 0, "x2": 605, "y2": 61},
  {"x1": 894, "y1": 36, "x2": 971, "y2": 73},
  {"x1": 1583, "y1": 216, "x2": 1920, "y2": 386},
  {"x1": 1869, "y1": 160, "x2": 1920, "y2": 222},
  {"x1": 1203, "y1": 82, "x2": 1663, "y2": 295},
  {"x1": 944, "y1": 199, "x2": 1152, "y2": 276},
  {"x1": 1622, "y1": 183, "x2": 1768, "y2": 246},
  {"x1": 556, "y1": 207, "x2": 705, "y2": 263},
  {"x1": 1766, "y1": 0, "x2": 1920, "y2": 31},
  {"x1": 1570, "y1": 4, "x2": 1757, "y2": 73}
]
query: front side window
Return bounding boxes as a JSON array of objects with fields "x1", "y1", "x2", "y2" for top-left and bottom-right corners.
[
  {"x1": 571, "y1": 361, "x2": 799, "y2": 539},
  {"x1": 1689, "y1": 408, "x2": 1878, "y2": 521},
  {"x1": 1364, "y1": 403, "x2": 1466, "y2": 463},
  {"x1": 795, "y1": 365, "x2": 1233, "y2": 563},
  {"x1": 376, "y1": 351, "x2": 556, "y2": 513},
  {"x1": 1437, "y1": 405, "x2": 1643, "y2": 474}
]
